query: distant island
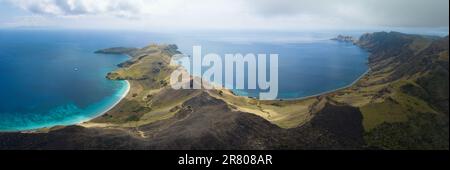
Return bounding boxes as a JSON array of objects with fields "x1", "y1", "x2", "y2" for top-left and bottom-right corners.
[
  {"x1": 0, "y1": 32, "x2": 448, "y2": 150},
  {"x1": 331, "y1": 35, "x2": 356, "y2": 43},
  {"x1": 95, "y1": 47, "x2": 139, "y2": 56}
]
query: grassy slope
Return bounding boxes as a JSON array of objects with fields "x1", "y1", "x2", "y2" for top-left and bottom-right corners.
[
  {"x1": 91, "y1": 44, "x2": 201, "y2": 127},
  {"x1": 90, "y1": 44, "x2": 320, "y2": 130},
  {"x1": 346, "y1": 33, "x2": 448, "y2": 149},
  {"x1": 217, "y1": 32, "x2": 448, "y2": 149},
  {"x1": 90, "y1": 33, "x2": 448, "y2": 149}
]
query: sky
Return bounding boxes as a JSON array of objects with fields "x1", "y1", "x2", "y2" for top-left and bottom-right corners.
[{"x1": 0, "y1": 0, "x2": 448, "y2": 32}]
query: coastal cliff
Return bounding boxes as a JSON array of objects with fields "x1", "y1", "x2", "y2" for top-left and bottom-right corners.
[{"x1": 0, "y1": 32, "x2": 448, "y2": 150}]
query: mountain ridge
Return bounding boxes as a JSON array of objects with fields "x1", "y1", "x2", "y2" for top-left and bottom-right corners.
[{"x1": 0, "y1": 32, "x2": 448, "y2": 150}]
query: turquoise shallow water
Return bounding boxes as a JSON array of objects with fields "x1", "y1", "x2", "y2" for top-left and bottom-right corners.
[
  {"x1": 0, "y1": 81, "x2": 129, "y2": 131},
  {"x1": 0, "y1": 30, "x2": 133, "y2": 131},
  {"x1": 0, "y1": 30, "x2": 369, "y2": 131}
]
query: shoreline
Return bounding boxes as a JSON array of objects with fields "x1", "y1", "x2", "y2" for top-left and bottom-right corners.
[
  {"x1": 191, "y1": 68, "x2": 370, "y2": 102},
  {"x1": 7, "y1": 80, "x2": 131, "y2": 133},
  {"x1": 9, "y1": 42, "x2": 367, "y2": 132},
  {"x1": 272, "y1": 68, "x2": 371, "y2": 101},
  {"x1": 80, "y1": 80, "x2": 131, "y2": 124},
  {"x1": 177, "y1": 42, "x2": 370, "y2": 102},
  {"x1": 222, "y1": 68, "x2": 371, "y2": 102}
]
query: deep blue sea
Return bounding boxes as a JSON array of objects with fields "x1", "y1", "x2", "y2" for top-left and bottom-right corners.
[{"x1": 0, "y1": 29, "x2": 369, "y2": 131}]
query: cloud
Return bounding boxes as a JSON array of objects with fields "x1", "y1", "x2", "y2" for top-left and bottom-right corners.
[
  {"x1": 7, "y1": 0, "x2": 145, "y2": 18},
  {"x1": 2, "y1": 0, "x2": 449, "y2": 30},
  {"x1": 246, "y1": 0, "x2": 449, "y2": 27}
]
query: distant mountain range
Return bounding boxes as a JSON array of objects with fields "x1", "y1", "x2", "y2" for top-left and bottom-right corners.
[{"x1": 0, "y1": 32, "x2": 448, "y2": 150}]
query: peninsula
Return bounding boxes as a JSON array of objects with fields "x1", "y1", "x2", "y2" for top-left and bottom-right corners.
[{"x1": 0, "y1": 32, "x2": 448, "y2": 150}]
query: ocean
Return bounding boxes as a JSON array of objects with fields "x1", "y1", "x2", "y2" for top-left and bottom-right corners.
[{"x1": 0, "y1": 29, "x2": 369, "y2": 131}]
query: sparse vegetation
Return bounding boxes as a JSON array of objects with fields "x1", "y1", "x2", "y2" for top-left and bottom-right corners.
[
  {"x1": 2, "y1": 32, "x2": 447, "y2": 150},
  {"x1": 365, "y1": 112, "x2": 449, "y2": 150}
]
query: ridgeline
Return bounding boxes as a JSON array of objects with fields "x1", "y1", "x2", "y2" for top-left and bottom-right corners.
[{"x1": 0, "y1": 32, "x2": 448, "y2": 150}]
